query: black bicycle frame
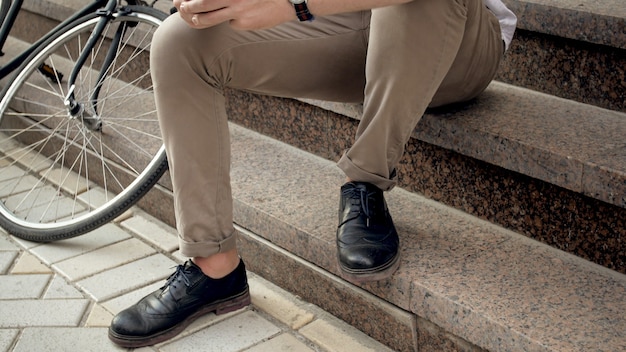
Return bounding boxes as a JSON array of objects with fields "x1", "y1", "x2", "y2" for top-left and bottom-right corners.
[
  {"x1": 64, "y1": 0, "x2": 120, "y2": 118},
  {"x1": 0, "y1": 0, "x2": 111, "y2": 79}
]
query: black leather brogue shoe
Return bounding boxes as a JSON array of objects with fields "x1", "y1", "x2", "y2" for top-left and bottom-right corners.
[
  {"x1": 108, "y1": 259, "x2": 250, "y2": 348},
  {"x1": 337, "y1": 182, "x2": 400, "y2": 282}
]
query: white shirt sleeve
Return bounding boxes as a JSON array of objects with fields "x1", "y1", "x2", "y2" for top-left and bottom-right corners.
[{"x1": 483, "y1": 0, "x2": 518, "y2": 50}]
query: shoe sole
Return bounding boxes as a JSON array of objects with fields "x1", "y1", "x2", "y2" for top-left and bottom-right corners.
[
  {"x1": 108, "y1": 288, "x2": 251, "y2": 348},
  {"x1": 338, "y1": 252, "x2": 400, "y2": 283}
]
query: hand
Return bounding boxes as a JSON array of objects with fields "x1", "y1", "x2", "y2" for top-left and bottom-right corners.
[{"x1": 173, "y1": 0, "x2": 295, "y2": 30}]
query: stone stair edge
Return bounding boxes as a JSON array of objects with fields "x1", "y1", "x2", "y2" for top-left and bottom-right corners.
[{"x1": 227, "y1": 122, "x2": 626, "y2": 352}]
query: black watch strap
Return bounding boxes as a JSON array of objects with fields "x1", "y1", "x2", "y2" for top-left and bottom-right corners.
[{"x1": 292, "y1": 0, "x2": 314, "y2": 22}]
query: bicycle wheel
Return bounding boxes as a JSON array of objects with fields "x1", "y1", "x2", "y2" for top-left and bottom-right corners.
[{"x1": 0, "y1": 5, "x2": 168, "y2": 241}]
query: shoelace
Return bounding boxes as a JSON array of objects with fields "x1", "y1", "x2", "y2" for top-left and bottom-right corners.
[
  {"x1": 341, "y1": 186, "x2": 374, "y2": 227},
  {"x1": 164, "y1": 263, "x2": 192, "y2": 290}
]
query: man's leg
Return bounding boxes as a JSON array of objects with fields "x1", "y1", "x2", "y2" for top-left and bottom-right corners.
[
  {"x1": 109, "y1": 12, "x2": 370, "y2": 348},
  {"x1": 336, "y1": 0, "x2": 503, "y2": 282},
  {"x1": 152, "y1": 12, "x2": 369, "y2": 261}
]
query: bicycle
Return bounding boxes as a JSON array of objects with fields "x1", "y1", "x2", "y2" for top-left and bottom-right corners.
[{"x1": 0, "y1": 0, "x2": 170, "y2": 242}]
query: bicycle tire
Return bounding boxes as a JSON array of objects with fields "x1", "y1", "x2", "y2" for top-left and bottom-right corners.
[{"x1": 0, "y1": 5, "x2": 168, "y2": 242}]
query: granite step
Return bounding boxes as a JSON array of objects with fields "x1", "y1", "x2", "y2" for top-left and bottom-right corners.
[{"x1": 219, "y1": 122, "x2": 626, "y2": 351}]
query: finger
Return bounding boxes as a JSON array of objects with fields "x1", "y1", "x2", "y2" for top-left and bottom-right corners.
[{"x1": 190, "y1": 8, "x2": 232, "y2": 28}]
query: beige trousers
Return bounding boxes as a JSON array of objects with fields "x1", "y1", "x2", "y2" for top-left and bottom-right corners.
[{"x1": 150, "y1": 0, "x2": 504, "y2": 257}]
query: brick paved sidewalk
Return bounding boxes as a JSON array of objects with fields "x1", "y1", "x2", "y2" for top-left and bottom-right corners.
[{"x1": 0, "y1": 209, "x2": 393, "y2": 352}]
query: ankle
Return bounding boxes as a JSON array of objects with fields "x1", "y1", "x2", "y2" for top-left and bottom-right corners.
[{"x1": 192, "y1": 249, "x2": 240, "y2": 279}]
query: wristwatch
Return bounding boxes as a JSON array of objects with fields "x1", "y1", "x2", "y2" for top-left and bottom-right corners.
[{"x1": 288, "y1": 0, "x2": 315, "y2": 22}]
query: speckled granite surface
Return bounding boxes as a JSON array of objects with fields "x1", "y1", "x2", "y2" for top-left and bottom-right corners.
[
  {"x1": 224, "y1": 123, "x2": 626, "y2": 352},
  {"x1": 397, "y1": 139, "x2": 626, "y2": 275}
]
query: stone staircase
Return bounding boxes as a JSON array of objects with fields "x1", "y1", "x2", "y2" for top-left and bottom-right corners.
[{"x1": 5, "y1": 0, "x2": 626, "y2": 351}]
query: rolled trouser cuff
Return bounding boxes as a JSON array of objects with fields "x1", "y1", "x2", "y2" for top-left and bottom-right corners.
[
  {"x1": 178, "y1": 230, "x2": 238, "y2": 258},
  {"x1": 337, "y1": 152, "x2": 397, "y2": 191}
]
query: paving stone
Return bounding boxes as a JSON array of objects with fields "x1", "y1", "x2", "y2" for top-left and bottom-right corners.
[
  {"x1": 0, "y1": 233, "x2": 18, "y2": 250},
  {"x1": 249, "y1": 275, "x2": 315, "y2": 330},
  {"x1": 28, "y1": 223, "x2": 132, "y2": 265},
  {"x1": 43, "y1": 275, "x2": 85, "y2": 299},
  {"x1": 76, "y1": 254, "x2": 177, "y2": 302},
  {"x1": 121, "y1": 212, "x2": 179, "y2": 253},
  {"x1": 85, "y1": 304, "x2": 114, "y2": 327},
  {"x1": 11, "y1": 251, "x2": 52, "y2": 274},
  {"x1": 52, "y1": 238, "x2": 156, "y2": 281},
  {"x1": 5, "y1": 147, "x2": 54, "y2": 173},
  {"x1": 0, "y1": 329, "x2": 18, "y2": 352},
  {"x1": 0, "y1": 274, "x2": 51, "y2": 299},
  {"x1": 0, "y1": 251, "x2": 18, "y2": 274},
  {"x1": 244, "y1": 333, "x2": 315, "y2": 352},
  {"x1": 160, "y1": 310, "x2": 281, "y2": 352},
  {"x1": 12, "y1": 327, "x2": 123, "y2": 352},
  {"x1": 299, "y1": 315, "x2": 395, "y2": 352},
  {"x1": 43, "y1": 167, "x2": 90, "y2": 195},
  {"x1": 0, "y1": 299, "x2": 89, "y2": 327},
  {"x1": 0, "y1": 168, "x2": 38, "y2": 197}
]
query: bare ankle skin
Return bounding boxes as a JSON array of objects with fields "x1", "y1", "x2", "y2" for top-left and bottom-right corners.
[{"x1": 192, "y1": 248, "x2": 240, "y2": 279}]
